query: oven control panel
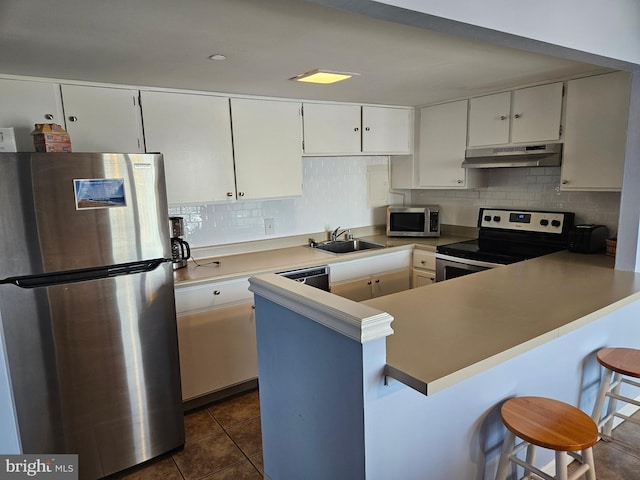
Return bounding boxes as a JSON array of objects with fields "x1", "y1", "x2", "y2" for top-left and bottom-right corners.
[{"x1": 479, "y1": 208, "x2": 571, "y2": 234}]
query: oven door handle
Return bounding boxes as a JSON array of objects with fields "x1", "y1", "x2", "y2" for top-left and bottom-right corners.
[{"x1": 435, "y1": 253, "x2": 506, "y2": 269}]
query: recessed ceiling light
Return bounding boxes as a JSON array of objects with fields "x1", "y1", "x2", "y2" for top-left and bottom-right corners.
[
  {"x1": 208, "y1": 54, "x2": 227, "y2": 61},
  {"x1": 290, "y1": 69, "x2": 358, "y2": 84}
]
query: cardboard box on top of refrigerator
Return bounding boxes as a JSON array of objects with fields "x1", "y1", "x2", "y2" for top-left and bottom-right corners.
[
  {"x1": 0, "y1": 127, "x2": 18, "y2": 152},
  {"x1": 31, "y1": 123, "x2": 72, "y2": 152}
]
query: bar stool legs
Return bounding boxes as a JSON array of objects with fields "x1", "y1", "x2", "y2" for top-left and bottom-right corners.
[
  {"x1": 495, "y1": 397, "x2": 598, "y2": 480},
  {"x1": 591, "y1": 348, "x2": 640, "y2": 440}
]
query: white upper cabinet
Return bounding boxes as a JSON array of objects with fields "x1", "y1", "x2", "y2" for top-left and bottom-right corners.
[
  {"x1": 417, "y1": 100, "x2": 483, "y2": 189},
  {"x1": 561, "y1": 71, "x2": 631, "y2": 191},
  {"x1": 302, "y1": 103, "x2": 412, "y2": 155},
  {"x1": 303, "y1": 103, "x2": 361, "y2": 154},
  {"x1": 418, "y1": 100, "x2": 468, "y2": 188},
  {"x1": 362, "y1": 106, "x2": 412, "y2": 154},
  {"x1": 0, "y1": 78, "x2": 64, "y2": 151},
  {"x1": 468, "y1": 82, "x2": 563, "y2": 147},
  {"x1": 511, "y1": 82, "x2": 563, "y2": 143},
  {"x1": 231, "y1": 98, "x2": 303, "y2": 200},
  {"x1": 468, "y1": 92, "x2": 511, "y2": 146},
  {"x1": 61, "y1": 84, "x2": 143, "y2": 152},
  {"x1": 141, "y1": 91, "x2": 235, "y2": 205}
]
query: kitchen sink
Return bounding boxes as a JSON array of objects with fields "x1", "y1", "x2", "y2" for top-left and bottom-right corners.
[{"x1": 312, "y1": 239, "x2": 386, "y2": 254}]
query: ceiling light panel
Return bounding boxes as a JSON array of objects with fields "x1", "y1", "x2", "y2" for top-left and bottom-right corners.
[{"x1": 290, "y1": 69, "x2": 357, "y2": 84}]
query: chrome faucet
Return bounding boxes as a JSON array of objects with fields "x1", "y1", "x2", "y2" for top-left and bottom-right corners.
[{"x1": 331, "y1": 226, "x2": 349, "y2": 241}]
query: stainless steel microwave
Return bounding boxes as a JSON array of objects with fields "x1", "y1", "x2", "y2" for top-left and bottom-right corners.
[{"x1": 386, "y1": 206, "x2": 440, "y2": 237}]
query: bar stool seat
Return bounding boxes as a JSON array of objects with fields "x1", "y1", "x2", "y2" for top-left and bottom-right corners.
[
  {"x1": 496, "y1": 396, "x2": 598, "y2": 480},
  {"x1": 592, "y1": 347, "x2": 640, "y2": 441}
]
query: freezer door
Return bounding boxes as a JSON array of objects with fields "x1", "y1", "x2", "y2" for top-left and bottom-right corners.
[
  {"x1": 0, "y1": 152, "x2": 170, "y2": 277},
  {"x1": 0, "y1": 262, "x2": 183, "y2": 479}
]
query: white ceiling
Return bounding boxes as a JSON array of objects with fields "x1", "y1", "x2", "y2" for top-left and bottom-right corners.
[{"x1": 0, "y1": 0, "x2": 610, "y2": 106}]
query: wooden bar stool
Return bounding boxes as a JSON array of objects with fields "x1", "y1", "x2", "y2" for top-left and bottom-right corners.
[
  {"x1": 591, "y1": 347, "x2": 640, "y2": 440},
  {"x1": 495, "y1": 396, "x2": 598, "y2": 480}
]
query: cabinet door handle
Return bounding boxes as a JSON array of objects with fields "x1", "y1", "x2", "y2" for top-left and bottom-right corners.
[
  {"x1": 561, "y1": 179, "x2": 569, "y2": 185},
  {"x1": 238, "y1": 192, "x2": 245, "y2": 197},
  {"x1": 367, "y1": 280, "x2": 372, "y2": 285},
  {"x1": 226, "y1": 192, "x2": 234, "y2": 197},
  {"x1": 44, "y1": 113, "x2": 54, "y2": 120},
  {"x1": 68, "y1": 116, "x2": 78, "y2": 122},
  {"x1": 514, "y1": 113, "x2": 521, "y2": 119},
  {"x1": 213, "y1": 290, "x2": 221, "y2": 295},
  {"x1": 457, "y1": 179, "x2": 463, "y2": 184},
  {"x1": 365, "y1": 127, "x2": 370, "y2": 132},
  {"x1": 354, "y1": 127, "x2": 359, "y2": 132},
  {"x1": 420, "y1": 260, "x2": 426, "y2": 265},
  {"x1": 499, "y1": 115, "x2": 508, "y2": 120},
  {"x1": 375, "y1": 279, "x2": 380, "y2": 283}
]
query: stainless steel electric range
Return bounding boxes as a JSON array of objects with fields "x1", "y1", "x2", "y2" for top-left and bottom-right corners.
[{"x1": 435, "y1": 208, "x2": 575, "y2": 282}]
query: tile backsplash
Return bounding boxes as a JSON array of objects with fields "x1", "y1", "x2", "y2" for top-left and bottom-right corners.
[
  {"x1": 169, "y1": 156, "x2": 392, "y2": 248},
  {"x1": 170, "y1": 161, "x2": 621, "y2": 249},
  {"x1": 411, "y1": 167, "x2": 621, "y2": 235}
]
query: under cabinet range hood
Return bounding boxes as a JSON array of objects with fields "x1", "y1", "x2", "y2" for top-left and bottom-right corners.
[{"x1": 462, "y1": 143, "x2": 562, "y2": 168}]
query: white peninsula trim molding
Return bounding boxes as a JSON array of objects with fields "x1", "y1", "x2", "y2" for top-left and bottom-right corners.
[{"x1": 249, "y1": 273, "x2": 394, "y2": 343}]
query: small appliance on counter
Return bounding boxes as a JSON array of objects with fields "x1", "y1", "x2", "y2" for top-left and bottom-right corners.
[
  {"x1": 568, "y1": 224, "x2": 609, "y2": 253},
  {"x1": 386, "y1": 205, "x2": 440, "y2": 237},
  {"x1": 170, "y1": 216, "x2": 191, "y2": 269}
]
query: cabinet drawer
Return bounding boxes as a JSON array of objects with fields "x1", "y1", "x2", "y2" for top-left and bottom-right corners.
[
  {"x1": 175, "y1": 278, "x2": 252, "y2": 314},
  {"x1": 413, "y1": 250, "x2": 435, "y2": 270}
]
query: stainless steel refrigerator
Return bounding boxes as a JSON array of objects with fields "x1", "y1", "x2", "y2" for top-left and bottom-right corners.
[{"x1": 0, "y1": 153, "x2": 184, "y2": 479}]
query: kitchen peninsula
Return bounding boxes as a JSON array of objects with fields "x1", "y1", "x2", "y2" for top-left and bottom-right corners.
[
  {"x1": 249, "y1": 251, "x2": 640, "y2": 480},
  {"x1": 172, "y1": 231, "x2": 472, "y2": 405}
]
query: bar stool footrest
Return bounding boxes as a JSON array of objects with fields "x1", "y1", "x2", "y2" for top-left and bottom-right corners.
[
  {"x1": 508, "y1": 451, "x2": 592, "y2": 480},
  {"x1": 606, "y1": 390, "x2": 640, "y2": 408}
]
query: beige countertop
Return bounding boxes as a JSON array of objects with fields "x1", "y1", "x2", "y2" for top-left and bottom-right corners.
[
  {"x1": 364, "y1": 251, "x2": 640, "y2": 395},
  {"x1": 173, "y1": 234, "x2": 469, "y2": 287}
]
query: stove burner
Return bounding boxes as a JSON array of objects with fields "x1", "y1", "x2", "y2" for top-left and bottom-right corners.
[{"x1": 437, "y1": 208, "x2": 575, "y2": 265}]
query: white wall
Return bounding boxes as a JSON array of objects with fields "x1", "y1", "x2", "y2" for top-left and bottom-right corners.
[
  {"x1": 0, "y1": 313, "x2": 21, "y2": 453},
  {"x1": 616, "y1": 73, "x2": 640, "y2": 270},
  {"x1": 328, "y1": 0, "x2": 640, "y2": 67}
]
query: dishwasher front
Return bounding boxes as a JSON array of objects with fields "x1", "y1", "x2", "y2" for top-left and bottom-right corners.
[{"x1": 277, "y1": 265, "x2": 330, "y2": 291}]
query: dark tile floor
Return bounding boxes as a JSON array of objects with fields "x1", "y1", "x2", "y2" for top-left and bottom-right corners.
[
  {"x1": 118, "y1": 389, "x2": 262, "y2": 480},
  {"x1": 568, "y1": 414, "x2": 640, "y2": 480},
  {"x1": 116, "y1": 388, "x2": 640, "y2": 479}
]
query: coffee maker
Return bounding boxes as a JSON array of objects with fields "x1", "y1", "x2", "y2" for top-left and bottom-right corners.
[{"x1": 169, "y1": 217, "x2": 191, "y2": 270}]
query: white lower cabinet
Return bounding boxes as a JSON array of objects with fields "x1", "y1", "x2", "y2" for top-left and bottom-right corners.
[
  {"x1": 412, "y1": 249, "x2": 436, "y2": 287},
  {"x1": 330, "y1": 249, "x2": 412, "y2": 301},
  {"x1": 331, "y1": 268, "x2": 410, "y2": 302},
  {"x1": 175, "y1": 278, "x2": 257, "y2": 401}
]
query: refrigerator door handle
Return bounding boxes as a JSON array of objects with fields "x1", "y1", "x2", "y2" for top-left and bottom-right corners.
[{"x1": 0, "y1": 258, "x2": 171, "y2": 289}]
